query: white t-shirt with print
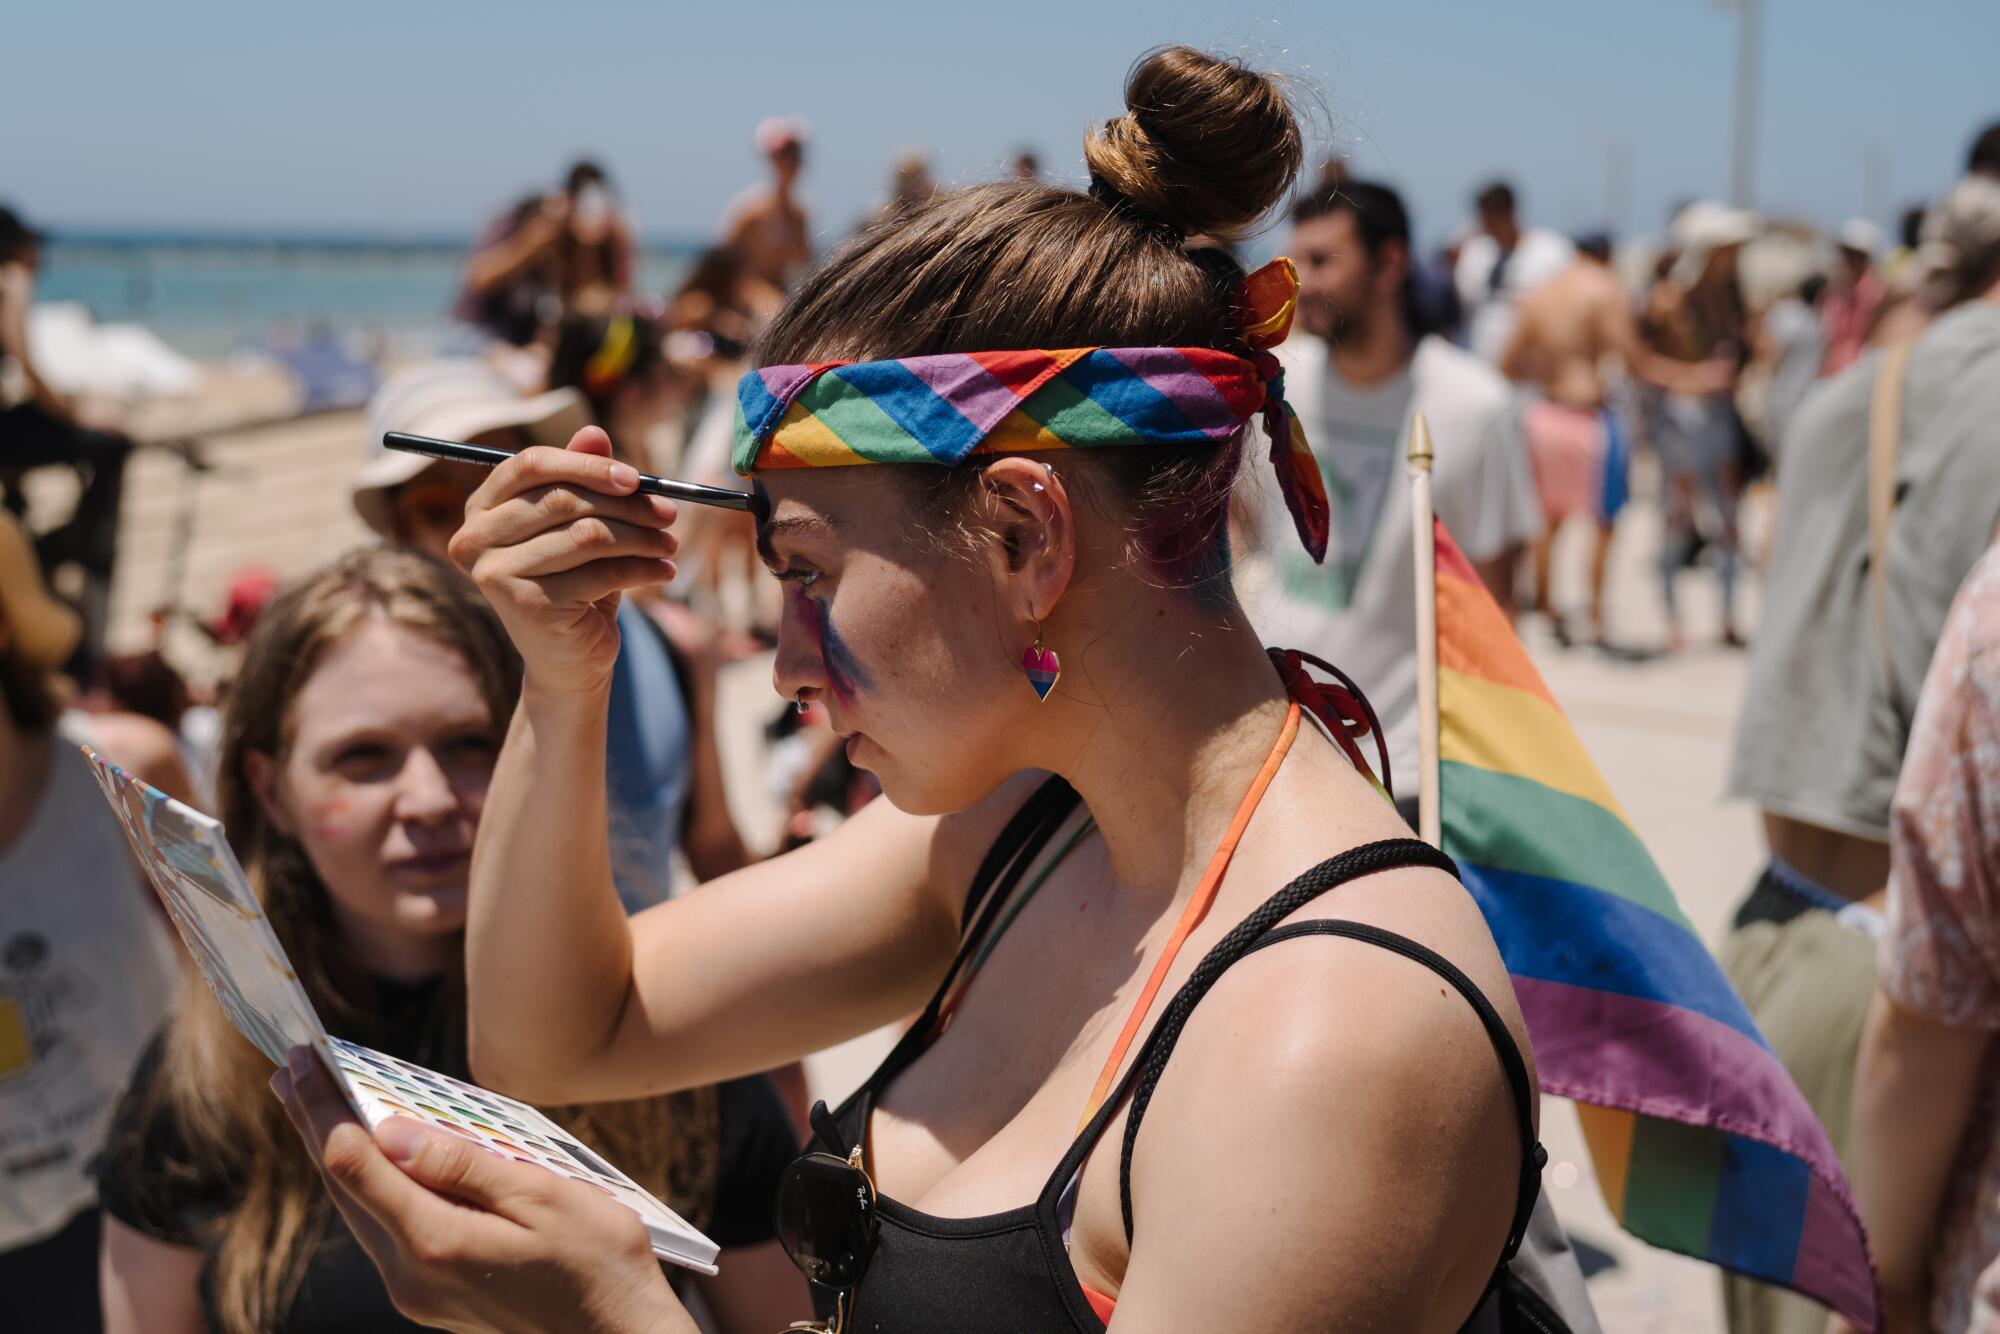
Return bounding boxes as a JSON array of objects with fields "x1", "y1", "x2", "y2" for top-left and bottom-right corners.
[{"x1": 1237, "y1": 334, "x2": 1540, "y2": 798}]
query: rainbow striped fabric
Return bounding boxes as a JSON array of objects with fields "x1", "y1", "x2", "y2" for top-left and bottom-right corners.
[
  {"x1": 1432, "y1": 520, "x2": 1877, "y2": 1328},
  {"x1": 731, "y1": 258, "x2": 1331, "y2": 562}
]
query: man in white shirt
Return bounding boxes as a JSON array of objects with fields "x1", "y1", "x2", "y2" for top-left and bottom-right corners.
[
  {"x1": 1455, "y1": 181, "x2": 1575, "y2": 364},
  {"x1": 1238, "y1": 180, "x2": 1541, "y2": 801}
]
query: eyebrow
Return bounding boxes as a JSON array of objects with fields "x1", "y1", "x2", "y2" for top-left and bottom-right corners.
[{"x1": 755, "y1": 514, "x2": 842, "y2": 570}]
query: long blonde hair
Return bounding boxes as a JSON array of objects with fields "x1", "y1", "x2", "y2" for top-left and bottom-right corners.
[{"x1": 131, "y1": 547, "x2": 717, "y2": 1334}]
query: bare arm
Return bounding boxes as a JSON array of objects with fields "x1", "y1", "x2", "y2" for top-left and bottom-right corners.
[
  {"x1": 693, "y1": 1240, "x2": 813, "y2": 1332},
  {"x1": 100, "y1": 1217, "x2": 206, "y2": 1334},
  {"x1": 87, "y1": 711, "x2": 200, "y2": 808},
  {"x1": 452, "y1": 435, "x2": 971, "y2": 1105},
  {"x1": 1602, "y1": 292, "x2": 1732, "y2": 396},
  {"x1": 0, "y1": 264, "x2": 72, "y2": 420},
  {"x1": 1846, "y1": 991, "x2": 1989, "y2": 1330},
  {"x1": 463, "y1": 205, "x2": 562, "y2": 298},
  {"x1": 467, "y1": 683, "x2": 962, "y2": 1103}
]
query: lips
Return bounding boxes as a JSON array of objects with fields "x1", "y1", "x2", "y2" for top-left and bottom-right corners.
[{"x1": 387, "y1": 850, "x2": 470, "y2": 878}]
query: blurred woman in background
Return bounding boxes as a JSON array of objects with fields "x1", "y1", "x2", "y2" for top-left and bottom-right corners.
[{"x1": 96, "y1": 547, "x2": 804, "y2": 1334}]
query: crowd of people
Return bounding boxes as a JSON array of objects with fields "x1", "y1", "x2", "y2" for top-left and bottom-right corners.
[{"x1": 5, "y1": 38, "x2": 2000, "y2": 1334}]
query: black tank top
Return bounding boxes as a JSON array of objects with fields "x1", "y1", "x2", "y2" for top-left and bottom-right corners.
[{"x1": 798, "y1": 777, "x2": 1545, "y2": 1332}]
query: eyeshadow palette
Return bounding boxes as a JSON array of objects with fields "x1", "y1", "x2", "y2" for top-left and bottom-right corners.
[{"x1": 81, "y1": 747, "x2": 719, "y2": 1275}]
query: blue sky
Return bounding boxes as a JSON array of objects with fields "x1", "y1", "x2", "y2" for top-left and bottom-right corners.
[{"x1": 6, "y1": 0, "x2": 1994, "y2": 248}]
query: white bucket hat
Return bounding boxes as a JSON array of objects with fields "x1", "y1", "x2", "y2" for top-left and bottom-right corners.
[
  {"x1": 352, "y1": 360, "x2": 590, "y2": 537},
  {"x1": 1669, "y1": 201, "x2": 1761, "y2": 286}
]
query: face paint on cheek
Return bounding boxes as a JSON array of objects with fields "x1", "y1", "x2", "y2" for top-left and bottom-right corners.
[
  {"x1": 308, "y1": 794, "x2": 353, "y2": 841},
  {"x1": 793, "y1": 591, "x2": 874, "y2": 706}
]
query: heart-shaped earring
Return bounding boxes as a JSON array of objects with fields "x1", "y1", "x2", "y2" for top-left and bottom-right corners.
[{"x1": 1020, "y1": 625, "x2": 1061, "y2": 702}]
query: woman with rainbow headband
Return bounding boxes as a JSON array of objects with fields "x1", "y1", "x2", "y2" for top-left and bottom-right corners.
[{"x1": 273, "y1": 49, "x2": 1551, "y2": 1334}]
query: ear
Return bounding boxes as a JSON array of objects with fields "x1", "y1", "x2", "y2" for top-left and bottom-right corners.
[
  {"x1": 242, "y1": 748, "x2": 298, "y2": 840},
  {"x1": 1377, "y1": 238, "x2": 1412, "y2": 302},
  {"x1": 972, "y1": 455, "x2": 1076, "y2": 628}
]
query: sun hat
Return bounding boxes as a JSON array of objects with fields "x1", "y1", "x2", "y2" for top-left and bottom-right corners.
[
  {"x1": 0, "y1": 512, "x2": 83, "y2": 670},
  {"x1": 352, "y1": 360, "x2": 590, "y2": 537},
  {"x1": 1835, "y1": 218, "x2": 1885, "y2": 257},
  {"x1": 1669, "y1": 201, "x2": 1760, "y2": 286}
]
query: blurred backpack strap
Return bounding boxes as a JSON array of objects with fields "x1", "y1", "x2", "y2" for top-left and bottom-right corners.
[{"x1": 1867, "y1": 339, "x2": 1915, "y2": 694}]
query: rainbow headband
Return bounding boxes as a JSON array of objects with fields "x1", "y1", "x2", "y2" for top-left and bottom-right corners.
[{"x1": 731, "y1": 258, "x2": 1330, "y2": 563}]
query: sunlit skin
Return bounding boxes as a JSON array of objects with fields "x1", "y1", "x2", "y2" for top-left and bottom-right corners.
[
  {"x1": 752, "y1": 468, "x2": 1028, "y2": 813},
  {"x1": 244, "y1": 616, "x2": 499, "y2": 981}
]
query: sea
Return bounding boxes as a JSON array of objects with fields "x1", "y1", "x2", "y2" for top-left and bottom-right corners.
[{"x1": 36, "y1": 232, "x2": 700, "y2": 362}]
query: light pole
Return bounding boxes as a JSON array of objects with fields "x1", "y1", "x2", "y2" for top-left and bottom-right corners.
[{"x1": 1714, "y1": 0, "x2": 1763, "y2": 207}]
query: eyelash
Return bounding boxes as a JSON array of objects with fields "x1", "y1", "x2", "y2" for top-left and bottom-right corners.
[{"x1": 774, "y1": 568, "x2": 821, "y2": 591}]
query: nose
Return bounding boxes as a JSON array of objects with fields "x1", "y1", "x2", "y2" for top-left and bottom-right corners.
[
  {"x1": 393, "y1": 745, "x2": 462, "y2": 826},
  {"x1": 770, "y1": 592, "x2": 829, "y2": 710}
]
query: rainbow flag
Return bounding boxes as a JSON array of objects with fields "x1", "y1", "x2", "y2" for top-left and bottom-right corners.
[{"x1": 1430, "y1": 519, "x2": 1877, "y2": 1327}]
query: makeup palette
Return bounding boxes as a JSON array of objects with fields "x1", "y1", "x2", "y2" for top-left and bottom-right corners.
[{"x1": 79, "y1": 747, "x2": 719, "y2": 1275}]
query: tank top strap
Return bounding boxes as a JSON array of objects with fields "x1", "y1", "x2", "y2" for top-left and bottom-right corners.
[
  {"x1": 861, "y1": 775, "x2": 1083, "y2": 1097},
  {"x1": 1042, "y1": 836, "x2": 1542, "y2": 1293}
]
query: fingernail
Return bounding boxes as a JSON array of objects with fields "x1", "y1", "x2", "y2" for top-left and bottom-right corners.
[
  {"x1": 609, "y1": 462, "x2": 640, "y2": 489},
  {"x1": 378, "y1": 1117, "x2": 426, "y2": 1165},
  {"x1": 269, "y1": 1069, "x2": 291, "y2": 1100}
]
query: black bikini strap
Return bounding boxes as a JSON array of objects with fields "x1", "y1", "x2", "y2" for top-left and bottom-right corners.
[
  {"x1": 1093, "y1": 837, "x2": 1545, "y2": 1274},
  {"x1": 872, "y1": 776, "x2": 1082, "y2": 1089},
  {"x1": 960, "y1": 776, "x2": 1078, "y2": 933},
  {"x1": 1214, "y1": 921, "x2": 1545, "y2": 1264},
  {"x1": 1046, "y1": 837, "x2": 1542, "y2": 1277},
  {"x1": 1043, "y1": 841, "x2": 1454, "y2": 1208}
]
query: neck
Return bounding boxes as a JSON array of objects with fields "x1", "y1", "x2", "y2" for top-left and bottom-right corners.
[
  {"x1": 331, "y1": 906, "x2": 455, "y2": 985},
  {"x1": 0, "y1": 705, "x2": 53, "y2": 857},
  {"x1": 1033, "y1": 593, "x2": 1293, "y2": 895},
  {"x1": 1330, "y1": 305, "x2": 1415, "y2": 387}
]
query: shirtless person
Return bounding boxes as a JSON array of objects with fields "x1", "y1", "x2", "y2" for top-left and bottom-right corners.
[
  {"x1": 722, "y1": 118, "x2": 812, "y2": 292},
  {"x1": 1502, "y1": 235, "x2": 1728, "y2": 646}
]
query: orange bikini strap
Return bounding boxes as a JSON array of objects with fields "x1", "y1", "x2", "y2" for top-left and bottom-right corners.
[{"x1": 1076, "y1": 699, "x2": 1302, "y2": 1131}]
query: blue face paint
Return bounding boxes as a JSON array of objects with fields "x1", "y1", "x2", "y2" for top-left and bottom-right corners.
[{"x1": 794, "y1": 591, "x2": 874, "y2": 706}]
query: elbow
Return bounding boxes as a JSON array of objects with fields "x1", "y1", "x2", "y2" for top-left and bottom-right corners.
[{"x1": 466, "y1": 1028, "x2": 584, "y2": 1104}]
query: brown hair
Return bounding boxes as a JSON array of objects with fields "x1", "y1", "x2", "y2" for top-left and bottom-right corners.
[
  {"x1": 125, "y1": 547, "x2": 716, "y2": 1334},
  {"x1": 755, "y1": 47, "x2": 1303, "y2": 596}
]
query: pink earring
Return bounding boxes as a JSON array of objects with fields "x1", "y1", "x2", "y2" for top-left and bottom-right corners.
[{"x1": 1021, "y1": 624, "x2": 1061, "y2": 701}]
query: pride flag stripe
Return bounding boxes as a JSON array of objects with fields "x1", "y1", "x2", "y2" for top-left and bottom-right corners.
[
  {"x1": 1443, "y1": 764, "x2": 1694, "y2": 929},
  {"x1": 1467, "y1": 865, "x2": 1766, "y2": 1041},
  {"x1": 1442, "y1": 673, "x2": 1631, "y2": 819},
  {"x1": 1432, "y1": 518, "x2": 1877, "y2": 1327}
]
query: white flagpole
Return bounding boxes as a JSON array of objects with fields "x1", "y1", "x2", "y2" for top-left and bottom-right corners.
[{"x1": 1409, "y1": 412, "x2": 1442, "y2": 848}]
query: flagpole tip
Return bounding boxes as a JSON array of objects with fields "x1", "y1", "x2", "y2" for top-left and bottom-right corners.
[{"x1": 1408, "y1": 412, "x2": 1435, "y2": 469}]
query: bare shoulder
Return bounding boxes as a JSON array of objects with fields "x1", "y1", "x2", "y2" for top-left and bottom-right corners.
[
  {"x1": 1187, "y1": 879, "x2": 1530, "y2": 1129},
  {"x1": 1116, "y1": 897, "x2": 1532, "y2": 1327},
  {"x1": 85, "y1": 710, "x2": 200, "y2": 808}
]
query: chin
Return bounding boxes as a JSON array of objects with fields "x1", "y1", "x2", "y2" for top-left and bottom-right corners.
[
  {"x1": 393, "y1": 887, "x2": 470, "y2": 933},
  {"x1": 873, "y1": 759, "x2": 1011, "y2": 820}
]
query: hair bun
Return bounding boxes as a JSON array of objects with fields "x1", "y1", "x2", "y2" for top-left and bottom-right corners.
[{"x1": 1082, "y1": 47, "x2": 1302, "y2": 243}]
